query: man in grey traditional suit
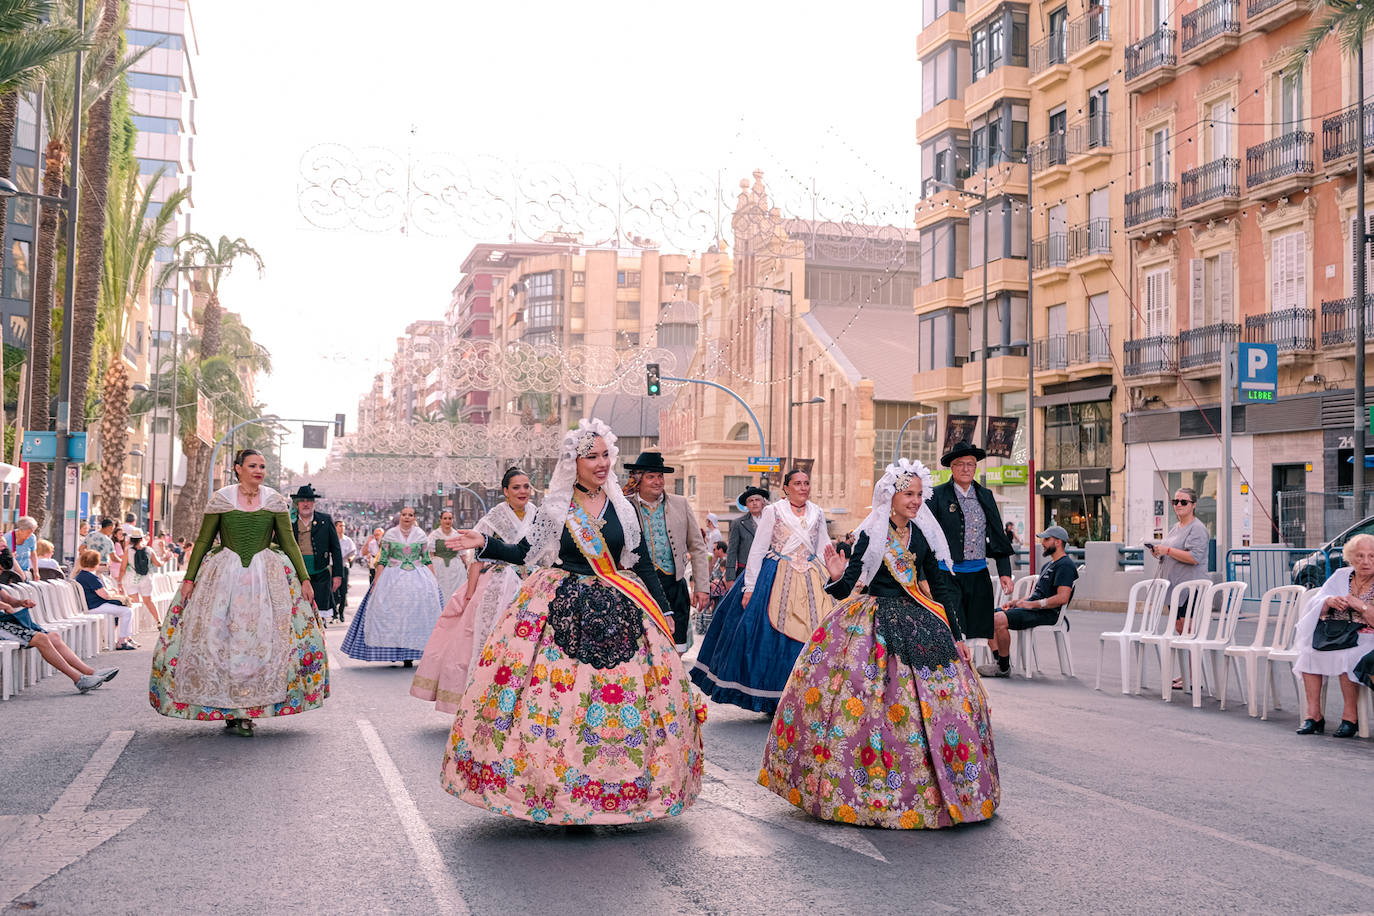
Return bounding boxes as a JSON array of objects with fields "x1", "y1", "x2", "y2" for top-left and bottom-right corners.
[
  {"x1": 626, "y1": 451, "x2": 710, "y2": 652},
  {"x1": 726, "y1": 485, "x2": 770, "y2": 582}
]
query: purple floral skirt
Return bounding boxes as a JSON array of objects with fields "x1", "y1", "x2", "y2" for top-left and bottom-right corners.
[{"x1": 760, "y1": 593, "x2": 1000, "y2": 829}]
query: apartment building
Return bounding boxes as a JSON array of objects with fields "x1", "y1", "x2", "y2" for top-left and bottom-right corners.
[
  {"x1": 1119, "y1": 0, "x2": 1374, "y2": 548},
  {"x1": 1025, "y1": 0, "x2": 1127, "y2": 544}
]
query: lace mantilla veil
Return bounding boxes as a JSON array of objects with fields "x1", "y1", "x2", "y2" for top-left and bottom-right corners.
[
  {"x1": 523, "y1": 418, "x2": 642, "y2": 569},
  {"x1": 856, "y1": 458, "x2": 952, "y2": 586}
]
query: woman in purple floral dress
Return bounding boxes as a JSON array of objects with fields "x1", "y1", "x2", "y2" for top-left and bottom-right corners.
[{"x1": 760, "y1": 459, "x2": 1000, "y2": 829}]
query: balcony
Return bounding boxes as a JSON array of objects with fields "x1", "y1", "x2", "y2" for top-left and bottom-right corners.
[
  {"x1": 1029, "y1": 34, "x2": 1068, "y2": 88},
  {"x1": 1124, "y1": 182, "x2": 1177, "y2": 238},
  {"x1": 916, "y1": 10, "x2": 968, "y2": 57},
  {"x1": 1179, "y1": 322, "x2": 1239, "y2": 371},
  {"x1": 1034, "y1": 335, "x2": 1070, "y2": 372},
  {"x1": 913, "y1": 366, "x2": 968, "y2": 401},
  {"x1": 1244, "y1": 307, "x2": 1315, "y2": 354},
  {"x1": 1029, "y1": 133, "x2": 1068, "y2": 182},
  {"x1": 965, "y1": 66, "x2": 1030, "y2": 120},
  {"x1": 1246, "y1": 0, "x2": 1307, "y2": 32},
  {"x1": 1125, "y1": 28, "x2": 1176, "y2": 92},
  {"x1": 916, "y1": 98, "x2": 966, "y2": 141},
  {"x1": 1069, "y1": 327, "x2": 1112, "y2": 365},
  {"x1": 1322, "y1": 105, "x2": 1374, "y2": 165},
  {"x1": 1320, "y1": 296, "x2": 1374, "y2": 351},
  {"x1": 1032, "y1": 233, "x2": 1069, "y2": 277},
  {"x1": 1180, "y1": 157, "x2": 1241, "y2": 221},
  {"x1": 1066, "y1": 112, "x2": 1111, "y2": 163},
  {"x1": 962, "y1": 352, "x2": 1031, "y2": 394},
  {"x1": 1246, "y1": 131, "x2": 1315, "y2": 196},
  {"x1": 1123, "y1": 334, "x2": 1178, "y2": 379},
  {"x1": 1067, "y1": 218, "x2": 1112, "y2": 265},
  {"x1": 1067, "y1": 5, "x2": 1112, "y2": 66},
  {"x1": 1181, "y1": 0, "x2": 1240, "y2": 66}
]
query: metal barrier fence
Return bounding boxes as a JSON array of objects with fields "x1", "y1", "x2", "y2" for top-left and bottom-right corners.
[
  {"x1": 1226, "y1": 546, "x2": 1335, "y2": 611},
  {"x1": 1275, "y1": 488, "x2": 1374, "y2": 547}
]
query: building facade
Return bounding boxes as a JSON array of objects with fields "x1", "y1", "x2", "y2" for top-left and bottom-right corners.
[{"x1": 1119, "y1": 0, "x2": 1374, "y2": 549}]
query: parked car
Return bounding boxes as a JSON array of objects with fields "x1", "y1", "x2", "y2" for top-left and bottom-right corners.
[{"x1": 1292, "y1": 514, "x2": 1374, "y2": 587}]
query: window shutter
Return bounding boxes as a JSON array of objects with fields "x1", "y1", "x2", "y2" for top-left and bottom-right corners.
[
  {"x1": 1218, "y1": 251, "x2": 1233, "y2": 323},
  {"x1": 1190, "y1": 258, "x2": 1204, "y2": 328},
  {"x1": 1291, "y1": 231, "x2": 1306, "y2": 311},
  {"x1": 1270, "y1": 235, "x2": 1285, "y2": 312}
]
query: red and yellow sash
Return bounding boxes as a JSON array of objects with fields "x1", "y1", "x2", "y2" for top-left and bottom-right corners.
[
  {"x1": 882, "y1": 528, "x2": 953, "y2": 632},
  {"x1": 566, "y1": 501, "x2": 674, "y2": 641}
]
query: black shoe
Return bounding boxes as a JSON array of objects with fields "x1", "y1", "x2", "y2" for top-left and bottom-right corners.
[
  {"x1": 1296, "y1": 717, "x2": 1325, "y2": 735},
  {"x1": 403, "y1": 659, "x2": 413, "y2": 668},
  {"x1": 1332, "y1": 719, "x2": 1359, "y2": 739}
]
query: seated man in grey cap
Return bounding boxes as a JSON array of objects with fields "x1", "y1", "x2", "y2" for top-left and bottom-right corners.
[{"x1": 978, "y1": 525, "x2": 1078, "y2": 678}]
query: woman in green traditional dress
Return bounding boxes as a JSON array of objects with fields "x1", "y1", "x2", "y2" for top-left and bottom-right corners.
[{"x1": 149, "y1": 449, "x2": 330, "y2": 736}]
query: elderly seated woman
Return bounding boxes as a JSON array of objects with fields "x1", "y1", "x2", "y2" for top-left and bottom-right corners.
[{"x1": 1293, "y1": 533, "x2": 1374, "y2": 738}]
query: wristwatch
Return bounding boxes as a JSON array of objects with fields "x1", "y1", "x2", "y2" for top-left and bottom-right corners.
[{"x1": 1039, "y1": 598, "x2": 1047, "y2": 609}]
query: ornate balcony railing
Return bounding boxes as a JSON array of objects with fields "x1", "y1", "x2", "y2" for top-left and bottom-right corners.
[
  {"x1": 1244, "y1": 307, "x2": 1315, "y2": 352},
  {"x1": 1245, "y1": 131, "x2": 1314, "y2": 188},
  {"x1": 1321, "y1": 105, "x2": 1374, "y2": 163},
  {"x1": 1181, "y1": 0, "x2": 1240, "y2": 52},
  {"x1": 1320, "y1": 296, "x2": 1374, "y2": 347},
  {"x1": 1125, "y1": 28, "x2": 1175, "y2": 82},
  {"x1": 1068, "y1": 219, "x2": 1111, "y2": 260},
  {"x1": 1030, "y1": 33, "x2": 1068, "y2": 73},
  {"x1": 1125, "y1": 182, "x2": 1176, "y2": 228},
  {"x1": 1034, "y1": 335, "x2": 1070, "y2": 371},
  {"x1": 1179, "y1": 322, "x2": 1240, "y2": 370},
  {"x1": 1123, "y1": 334, "x2": 1177, "y2": 376},
  {"x1": 1069, "y1": 327, "x2": 1112, "y2": 364},
  {"x1": 1031, "y1": 233, "x2": 1068, "y2": 272},
  {"x1": 1028, "y1": 134, "x2": 1068, "y2": 173},
  {"x1": 1067, "y1": 4, "x2": 1110, "y2": 56},
  {"x1": 1067, "y1": 112, "x2": 1111, "y2": 155},
  {"x1": 1180, "y1": 157, "x2": 1240, "y2": 209}
]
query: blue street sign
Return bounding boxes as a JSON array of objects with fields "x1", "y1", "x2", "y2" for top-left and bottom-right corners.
[
  {"x1": 18, "y1": 431, "x2": 87, "y2": 463},
  {"x1": 748, "y1": 456, "x2": 783, "y2": 472},
  {"x1": 1237, "y1": 342, "x2": 1278, "y2": 402}
]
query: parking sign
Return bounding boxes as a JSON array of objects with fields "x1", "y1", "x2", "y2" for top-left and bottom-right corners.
[{"x1": 1237, "y1": 342, "x2": 1278, "y2": 402}]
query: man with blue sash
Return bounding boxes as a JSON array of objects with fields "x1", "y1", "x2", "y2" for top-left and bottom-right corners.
[{"x1": 927, "y1": 441, "x2": 1015, "y2": 648}]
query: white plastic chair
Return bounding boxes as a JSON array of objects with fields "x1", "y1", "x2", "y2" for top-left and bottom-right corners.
[
  {"x1": 1164, "y1": 581, "x2": 1246, "y2": 707},
  {"x1": 48, "y1": 580, "x2": 102, "y2": 657},
  {"x1": 1135, "y1": 579, "x2": 1208, "y2": 696},
  {"x1": 1096, "y1": 578, "x2": 1169, "y2": 694},
  {"x1": 1001, "y1": 575, "x2": 1037, "y2": 676},
  {"x1": 1219, "y1": 585, "x2": 1305, "y2": 716},
  {"x1": 0, "y1": 638, "x2": 19, "y2": 699},
  {"x1": 1260, "y1": 588, "x2": 1316, "y2": 722}
]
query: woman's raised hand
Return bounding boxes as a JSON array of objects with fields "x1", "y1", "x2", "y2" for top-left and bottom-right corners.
[
  {"x1": 448, "y1": 530, "x2": 485, "y2": 552},
  {"x1": 822, "y1": 542, "x2": 847, "y2": 581}
]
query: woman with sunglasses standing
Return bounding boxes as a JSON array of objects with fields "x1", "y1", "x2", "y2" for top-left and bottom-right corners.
[{"x1": 1148, "y1": 488, "x2": 1211, "y2": 642}]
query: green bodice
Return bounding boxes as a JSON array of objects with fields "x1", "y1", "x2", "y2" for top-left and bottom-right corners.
[
  {"x1": 185, "y1": 509, "x2": 309, "y2": 583},
  {"x1": 431, "y1": 537, "x2": 460, "y2": 566},
  {"x1": 379, "y1": 540, "x2": 430, "y2": 571}
]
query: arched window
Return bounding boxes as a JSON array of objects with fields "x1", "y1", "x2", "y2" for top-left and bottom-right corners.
[{"x1": 728, "y1": 422, "x2": 751, "y2": 441}]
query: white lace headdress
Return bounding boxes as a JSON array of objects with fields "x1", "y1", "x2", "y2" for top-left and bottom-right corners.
[
  {"x1": 523, "y1": 417, "x2": 642, "y2": 568},
  {"x1": 856, "y1": 458, "x2": 952, "y2": 585}
]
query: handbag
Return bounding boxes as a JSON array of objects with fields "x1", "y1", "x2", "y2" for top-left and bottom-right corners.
[{"x1": 1313, "y1": 610, "x2": 1365, "y2": 652}]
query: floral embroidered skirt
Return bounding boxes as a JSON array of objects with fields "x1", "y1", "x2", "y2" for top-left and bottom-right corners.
[
  {"x1": 690, "y1": 557, "x2": 804, "y2": 715},
  {"x1": 149, "y1": 548, "x2": 329, "y2": 721},
  {"x1": 440, "y1": 567, "x2": 704, "y2": 825},
  {"x1": 411, "y1": 564, "x2": 523, "y2": 713},
  {"x1": 759, "y1": 594, "x2": 999, "y2": 829}
]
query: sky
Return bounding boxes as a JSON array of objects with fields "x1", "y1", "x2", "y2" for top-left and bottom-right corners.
[{"x1": 189, "y1": 0, "x2": 921, "y2": 472}]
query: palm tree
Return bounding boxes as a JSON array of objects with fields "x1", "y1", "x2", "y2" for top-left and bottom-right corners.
[
  {"x1": 0, "y1": 0, "x2": 86, "y2": 88},
  {"x1": 165, "y1": 234, "x2": 265, "y2": 360},
  {"x1": 68, "y1": 0, "x2": 130, "y2": 437},
  {"x1": 25, "y1": 0, "x2": 141, "y2": 525},
  {"x1": 95, "y1": 165, "x2": 187, "y2": 515}
]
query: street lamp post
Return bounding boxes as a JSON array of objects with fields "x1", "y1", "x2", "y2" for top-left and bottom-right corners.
[{"x1": 892, "y1": 412, "x2": 937, "y2": 463}]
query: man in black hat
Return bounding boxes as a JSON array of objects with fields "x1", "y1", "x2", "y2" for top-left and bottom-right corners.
[
  {"x1": 927, "y1": 441, "x2": 1015, "y2": 649},
  {"x1": 290, "y1": 484, "x2": 344, "y2": 622},
  {"x1": 726, "y1": 485, "x2": 770, "y2": 583},
  {"x1": 625, "y1": 451, "x2": 710, "y2": 653}
]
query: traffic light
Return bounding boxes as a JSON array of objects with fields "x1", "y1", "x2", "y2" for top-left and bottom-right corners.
[
  {"x1": 437, "y1": 481, "x2": 444, "y2": 496},
  {"x1": 646, "y1": 362, "x2": 661, "y2": 397},
  {"x1": 334, "y1": 413, "x2": 346, "y2": 437}
]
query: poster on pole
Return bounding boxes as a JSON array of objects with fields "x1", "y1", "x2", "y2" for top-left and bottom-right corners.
[
  {"x1": 943, "y1": 415, "x2": 979, "y2": 453},
  {"x1": 196, "y1": 394, "x2": 214, "y2": 445},
  {"x1": 984, "y1": 416, "x2": 1020, "y2": 458}
]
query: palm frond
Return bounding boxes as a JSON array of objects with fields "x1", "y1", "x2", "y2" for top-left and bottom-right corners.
[{"x1": 0, "y1": 22, "x2": 85, "y2": 94}]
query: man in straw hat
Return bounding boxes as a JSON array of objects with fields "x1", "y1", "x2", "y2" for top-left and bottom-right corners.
[
  {"x1": 927, "y1": 441, "x2": 1016, "y2": 653},
  {"x1": 625, "y1": 451, "x2": 710, "y2": 653}
]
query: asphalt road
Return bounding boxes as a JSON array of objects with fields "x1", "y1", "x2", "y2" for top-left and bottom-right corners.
[{"x1": 3, "y1": 582, "x2": 1373, "y2": 916}]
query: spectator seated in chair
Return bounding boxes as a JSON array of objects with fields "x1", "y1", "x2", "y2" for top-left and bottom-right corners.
[
  {"x1": 75, "y1": 548, "x2": 140, "y2": 650},
  {"x1": 33, "y1": 539, "x2": 66, "y2": 581},
  {"x1": 1292, "y1": 533, "x2": 1374, "y2": 739},
  {"x1": 978, "y1": 525, "x2": 1078, "y2": 678},
  {"x1": 0, "y1": 548, "x2": 117, "y2": 691}
]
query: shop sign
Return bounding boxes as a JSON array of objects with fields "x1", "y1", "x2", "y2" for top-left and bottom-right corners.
[
  {"x1": 1036, "y1": 467, "x2": 1109, "y2": 496},
  {"x1": 983, "y1": 464, "x2": 1028, "y2": 486}
]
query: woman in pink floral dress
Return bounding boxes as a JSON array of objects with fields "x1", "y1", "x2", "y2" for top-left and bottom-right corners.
[
  {"x1": 442, "y1": 419, "x2": 704, "y2": 825},
  {"x1": 760, "y1": 459, "x2": 1000, "y2": 828}
]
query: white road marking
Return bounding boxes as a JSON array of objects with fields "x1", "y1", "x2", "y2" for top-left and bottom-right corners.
[
  {"x1": 356, "y1": 718, "x2": 469, "y2": 915},
  {"x1": 1008, "y1": 765, "x2": 1374, "y2": 892},
  {"x1": 701, "y1": 761, "x2": 888, "y2": 862},
  {"x1": 1, "y1": 730, "x2": 149, "y2": 907}
]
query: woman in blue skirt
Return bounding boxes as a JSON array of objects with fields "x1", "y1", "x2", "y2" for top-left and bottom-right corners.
[{"x1": 691, "y1": 468, "x2": 835, "y2": 714}]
